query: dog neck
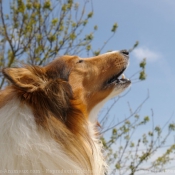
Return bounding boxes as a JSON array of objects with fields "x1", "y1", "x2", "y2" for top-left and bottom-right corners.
[{"x1": 89, "y1": 97, "x2": 109, "y2": 123}]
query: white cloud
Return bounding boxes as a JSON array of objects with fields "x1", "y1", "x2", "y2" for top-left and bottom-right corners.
[{"x1": 132, "y1": 47, "x2": 162, "y2": 62}]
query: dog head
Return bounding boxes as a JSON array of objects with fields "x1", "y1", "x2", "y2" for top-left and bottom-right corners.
[
  {"x1": 68, "y1": 50, "x2": 131, "y2": 114},
  {"x1": 2, "y1": 50, "x2": 130, "y2": 123}
]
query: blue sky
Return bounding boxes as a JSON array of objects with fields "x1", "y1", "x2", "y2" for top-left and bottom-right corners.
[
  {"x1": 83, "y1": 0, "x2": 175, "y2": 125},
  {"x1": 81, "y1": 0, "x2": 175, "y2": 174}
]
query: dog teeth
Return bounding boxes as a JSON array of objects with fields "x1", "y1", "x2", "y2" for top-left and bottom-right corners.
[{"x1": 122, "y1": 74, "x2": 125, "y2": 79}]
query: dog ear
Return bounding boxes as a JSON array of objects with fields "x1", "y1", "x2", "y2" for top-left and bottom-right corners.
[
  {"x1": 2, "y1": 61, "x2": 74, "y2": 122},
  {"x1": 2, "y1": 67, "x2": 44, "y2": 92},
  {"x1": 3, "y1": 58, "x2": 71, "y2": 94}
]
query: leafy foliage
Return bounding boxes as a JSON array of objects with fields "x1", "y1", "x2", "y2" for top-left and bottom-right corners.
[
  {"x1": 139, "y1": 58, "x2": 146, "y2": 80},
  {"x1": 0, "y1": 0, "x2": 117, "y2": 87},
  {"x1": 100, "y1": 93, "x2": 175, "y2": 174}
]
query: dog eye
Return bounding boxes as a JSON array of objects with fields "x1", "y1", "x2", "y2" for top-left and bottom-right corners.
[{"x1": 77, "y1": 60, "x2": 84, "y2": 63}]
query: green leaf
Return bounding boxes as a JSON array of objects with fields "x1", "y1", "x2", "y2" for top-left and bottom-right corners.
[
  {"x1": 140, "y1": 58, "x2": 146, "y2": 69},
  {"x1": 87, "y1": 12, "x2": 93, "y2": 18},
  {"x1": 33, "y1": 2, "x2": 41, "y2": 9},
  {"x1": 26, "y1": 2, "x2": 32, "y2": 9},
  {"x1": 94, "y1": 25, "x2": 98, "y2": 30},
  {"x1": 86, "y1": 45, "x2": 91, "y2": 51},
  {"x1": 139, "y1": 70, "x2": 147, "y2": 80},
  {"x1": 85, "y1": 34, "x2": 93, "y2": 40},
  {"x1": 169, "y1": 123, "x2": 175, "y2": 131},
  {"x1": 51, "y1": 18, "x2": 58, "y2": 26},
  {"x1": 43, "y1": 0, "x2": 51, "y2": 9},
  {"x1": 94, "y1": 51, "x2": 100, "y2": 56},
  {"x1": 70, "y1": 33, "x2": 76, "y2": 40},
  {"x1": 112, "y1": 128, "x2": 117, "y2": 135},
  {"x1": 115, "y1": 163, "x2": 121, "y2": 170},
  {"x1": 111, "y1": 23, "x2": 118, "y2": 32}
]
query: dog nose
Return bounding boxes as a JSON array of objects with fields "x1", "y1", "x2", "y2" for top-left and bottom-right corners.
[{"x1": 120, "y1": 50, "x2": 129, "y2": 57}]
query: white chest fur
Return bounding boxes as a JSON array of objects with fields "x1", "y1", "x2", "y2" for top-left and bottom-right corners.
[{"x1": 0, "y1": 98, "x2": 107, "y2": 175}]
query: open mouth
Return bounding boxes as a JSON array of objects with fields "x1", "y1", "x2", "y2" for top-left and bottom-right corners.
[{"x1": 106, "y1": 69, "x2": 131, "y2": 86}]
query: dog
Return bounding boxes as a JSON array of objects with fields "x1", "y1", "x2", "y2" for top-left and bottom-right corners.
[{"x1": 0, "y1": 50, "x2": 130, "y2": 174}]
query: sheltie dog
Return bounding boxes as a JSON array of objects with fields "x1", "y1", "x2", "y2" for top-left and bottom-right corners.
[{"x1": 0, "y1": 50, "x2": 130, "y2": 174}]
